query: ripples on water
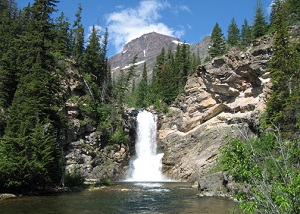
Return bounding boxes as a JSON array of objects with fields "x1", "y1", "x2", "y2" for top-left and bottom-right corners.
[{"x1": 0, "y1": 182, "x2": 241, "y2": 214}]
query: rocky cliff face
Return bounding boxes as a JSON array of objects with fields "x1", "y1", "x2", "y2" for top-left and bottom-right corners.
[
  {"x1": 60, "y1": 65, "x2": 131, "y2": 181},
  {"x1": 157, "y1": 35, "x2": 273, "y2": 183}
]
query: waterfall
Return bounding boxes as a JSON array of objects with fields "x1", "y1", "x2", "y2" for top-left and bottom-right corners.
[{"x1": 126, "y1": 110, "x2": 165, "y2": 182}]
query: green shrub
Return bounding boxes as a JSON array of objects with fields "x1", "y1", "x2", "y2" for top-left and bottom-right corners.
[
  {"x1": 64, "y1": 168, "x2": 84, "y2": 187},
  {"x1": 90, "y1": 178, "x2": 112, "y2": 189},
  {"x1": 220, "y1": 131, "x2": 300, "y2": 214},
  {"x1": 109, "y1": 126, "x2": 128, "y2": 145}
]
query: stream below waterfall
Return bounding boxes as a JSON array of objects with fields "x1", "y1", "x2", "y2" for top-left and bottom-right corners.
[{"x1": 0, "y1": 182, "x2": 241, "y2": 214}]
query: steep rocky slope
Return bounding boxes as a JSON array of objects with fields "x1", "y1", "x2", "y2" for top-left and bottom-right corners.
[
  {"x1": 60, "y1": 65, "x2": 130, "y2": 181},
  {"x1": 157, "y1": 35, "x2": 273, "y2": 184}
]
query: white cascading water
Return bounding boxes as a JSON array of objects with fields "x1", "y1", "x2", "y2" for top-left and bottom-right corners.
[{"x1": 126, "y1": 110, "x2": 165, "y2": 182}]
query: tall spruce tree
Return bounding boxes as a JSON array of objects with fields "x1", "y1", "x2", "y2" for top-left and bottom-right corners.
[
  {"x1": 99, "y1": 27, "x2": 109, "y2": 101},
  {"x1": 82, "y1": 25, "x2": 102, "y2": 99},
  {"x1": 53, "y1": 12, "x2": 71, "y2": 59},
  {"x1": 176, "y1": 43, "x2": 191, "y2": 87},
  {"x1": 0, "y1": 0, "x2": 19, "y2": 135},
  {"x1": 135, "y1": 62, "x2": 149, "y2": 107},
  {"x1": 241, "y1": 19, "x2": 252, "y2": 47},
  {"x1": 71, "y1": 4, "x2": 84, "y2": 66},
  {"x1": 227, "y1": 18, "x2": 240, "y2": 47},
  {"x1": 252, "y1": 0, "x2": 268, "y2": 39},
  {"x1": 266, "y1": 0, "x2": 300, "y2": 137},
  {"x1": 150, "y1": 44, "x2": 193, "y2": 105},
  {"x1": 208, "y1": 23, "x2": 226, "y2": 58},
  {"x1": 0, "y1": 0, "x2": 63, "y2": 191},
  {"x1": 113, "y1": 55, "x2": 137, "y2": 106},
  {"x1": 161, "y1": 47, "x2": 178, "y2": 104},
  {"x1": 152, "y1": 47, "x2": 166, "y2": 96}
]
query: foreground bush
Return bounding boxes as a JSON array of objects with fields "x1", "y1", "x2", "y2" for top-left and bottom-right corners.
[{"x1": 221, "y1": 129, "x2": 300, "y2": 213}]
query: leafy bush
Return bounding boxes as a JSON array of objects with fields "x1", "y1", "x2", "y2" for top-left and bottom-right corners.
[
  {"x1": 90, "y1": 178, "x2": 112, "y2": 189},
  {"x1": 221, "y1": 129, "x2": 300, "y2": 213},
  {"x1": 109, "y1": 125, "x2": 128, "y2": 145},
  {"x1": 99, "y1": 177, "x2": 112, "y2": 186},
  {"x1": 64, "y1": 168, "x2": 84, "y2": 187}
]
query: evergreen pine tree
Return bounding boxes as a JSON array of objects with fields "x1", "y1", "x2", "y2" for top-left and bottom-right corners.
[
  {"x1": 160, "y1": 57, "x2": 178, "y2": 104},
  {"x1": 82, "y1": 25, "x2": 109, "y2": 104},
  {"x1": 99, "y1": 27, "x2": 109, "y2": 100},
  {"x1": 0, "y1": 0, "x2": 19, "y2": 135},
  {"x1": 0, "y1": 0, "x2": 63, "y2": 191},
  {"x1": 152, "y1": 47, "x2": 166, "y2": 97},
  {"x1": 241, "y1": 19, "x2": 252, "y2": 47},
  {"x1": 53, "y1": 12, "x2": 71, "y2": 59},
  {"x1": 135, "y1": 62, "x2": 149, "y2": 108},
  {"x1": 252, "y1": 0, "x2": 268, "y2": 39},
  {"x1": 113, "y1": 55, "x2": 137, "y2": 106},
  {"x1": 82, "y1": 25, "x2": 101, "y2": 97},
  {"x1": 177, "y1": 43, "x2": 191, "y2": 87},
  {"x1": 266, "y1": 0, "x2": 300, "y2": 137},
  {"x1": 208, "y1": 23, "x2": 226, "y2": 58},
  {"x1": 227, "y1": 18, "x2": 240, "y2": 47},
  {"x1": 151, "y1": 44, "x2": 192, "y2": 105},
  {"x1": 71, "y1": 4, "x2": 84, "y2": 66},
  {"x1": 0, "y1": 116, "x2": 60, "y2": 190}
]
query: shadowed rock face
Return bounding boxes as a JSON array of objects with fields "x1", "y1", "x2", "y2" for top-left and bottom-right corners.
[{"x1": 157, "y1": 35, "x2": 273, "y2": 183}]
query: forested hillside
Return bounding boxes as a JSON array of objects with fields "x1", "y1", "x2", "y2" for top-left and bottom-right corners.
[{"x1": 0, "y1": 0, "x2": 124, "y2": 192}]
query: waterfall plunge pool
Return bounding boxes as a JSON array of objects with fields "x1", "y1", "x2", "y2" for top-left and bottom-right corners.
[{"x1": 0, "y1": 182, "x2": 241, "y2": 214}]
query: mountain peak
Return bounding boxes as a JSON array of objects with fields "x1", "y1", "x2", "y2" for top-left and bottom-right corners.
[
  {"x1": 109, "y1": 32, "x2": 179, "y2": 81},
  {"x1": 109, "y1": 32, "x2": 210, "y2": 83},
  {"x1": 122, "y1": 31, "x2": 179, "y2": 48}
]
